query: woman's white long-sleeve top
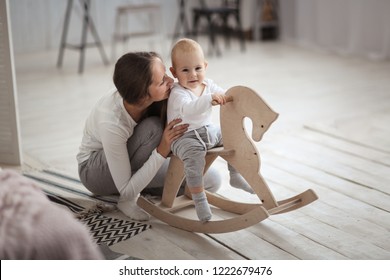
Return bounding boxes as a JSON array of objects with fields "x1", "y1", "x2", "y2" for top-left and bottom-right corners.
[{"x1": 76, "y1": 90, "x2": 165, "y2": 200}]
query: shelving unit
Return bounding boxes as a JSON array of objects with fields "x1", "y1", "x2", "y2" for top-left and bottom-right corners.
[{"x1": 253, "y1": 0, "x2": 279, "y2": 40}]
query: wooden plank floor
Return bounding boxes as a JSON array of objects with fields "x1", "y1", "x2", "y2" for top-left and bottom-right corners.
[{"x1": 7, "y1": 38, "x2": 390, "y2": 259}]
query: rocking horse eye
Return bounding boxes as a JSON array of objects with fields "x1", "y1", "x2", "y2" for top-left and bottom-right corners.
[{"x1": 261, "y1": 125, "x2": 264, "y2": 128}]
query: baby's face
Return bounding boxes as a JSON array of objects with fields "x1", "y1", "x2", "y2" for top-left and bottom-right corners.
[{"x1": 172, "y1": 50, "x2": 207, "y2": 91}]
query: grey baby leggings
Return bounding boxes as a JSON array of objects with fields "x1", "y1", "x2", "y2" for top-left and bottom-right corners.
[{"x1": 171, "y1": 125, "x2": 222, "y2": 188}]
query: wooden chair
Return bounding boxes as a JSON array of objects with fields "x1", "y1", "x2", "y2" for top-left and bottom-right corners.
[
  {"x1": 111, "y1": 4, "x2": 165, "y2": 60},
  {"x1": 138, "y1": 86, "x2": 318, "y2": 233},
  {"x1": 192, "y1": 0, "x2": 246, "y2": 56},
  {"x1": 57, "y1": 0, "x2": 109, "y2": 74}
]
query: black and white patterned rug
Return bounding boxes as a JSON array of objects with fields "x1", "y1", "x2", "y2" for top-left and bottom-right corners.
[{"x1": 24, "y1": 169, "x2": 151, "y2": 247}]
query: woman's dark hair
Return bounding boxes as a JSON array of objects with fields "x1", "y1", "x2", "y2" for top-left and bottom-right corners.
[
  {"x1": 113, "y1": 51, "x2": 160, "y2": 104},
  {"x1": 113, "y1": 51, "x2": 167, "y2": 123}
]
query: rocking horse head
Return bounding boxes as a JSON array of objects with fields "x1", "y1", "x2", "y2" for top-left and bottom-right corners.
[{"x1": 220, "y1": 86, "x2": 278, "y2": 147}]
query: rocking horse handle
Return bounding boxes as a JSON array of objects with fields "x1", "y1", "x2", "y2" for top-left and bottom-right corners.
[{"x1": 211, "y1": 95, "x2": 233, "y2": 106}]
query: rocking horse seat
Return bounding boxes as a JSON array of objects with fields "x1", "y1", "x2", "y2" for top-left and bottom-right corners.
[
  {"x1": 137, "y1": 86, "x2": 318, "y2": 233},
  {"x1": 202, "y1": 146, "x2": 234, "y2": 156},
  {"x1": 166, "y1": 146, "x2": 235, "y2": 159}
]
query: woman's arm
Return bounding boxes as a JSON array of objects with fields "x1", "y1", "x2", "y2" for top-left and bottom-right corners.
[
  {"x1": 99, "y1": 119, "x2": 188, "y2": 200},
  {"x1": 157, "y1": 118, "x2": 189, "y2": 157},
  {"x1": 99, "y1": 123, "x2": 163, "y2": 200}
]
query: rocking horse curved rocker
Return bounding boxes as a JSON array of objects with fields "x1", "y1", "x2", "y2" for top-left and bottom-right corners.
[{"x1": 137, "y1": 86, "x2": 318, "y2": 233}]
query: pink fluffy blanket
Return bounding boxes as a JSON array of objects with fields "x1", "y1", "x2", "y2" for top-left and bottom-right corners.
[{"x1": 0, "y1": 169, "x2": 103, "y2": 259}]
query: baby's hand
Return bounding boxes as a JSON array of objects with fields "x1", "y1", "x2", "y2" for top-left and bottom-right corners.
[{"x1": 211, "y1": 93, "x2": 228, "y2": 106}]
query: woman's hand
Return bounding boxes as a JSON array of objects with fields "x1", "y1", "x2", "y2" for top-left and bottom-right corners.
[{"x1": 157, "y1": 118, "x2": 189, "y2": 158}]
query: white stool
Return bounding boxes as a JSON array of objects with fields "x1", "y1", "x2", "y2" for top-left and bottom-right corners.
[{"x1": 112, "y1": 4, "x2": 165, "y2": 60}]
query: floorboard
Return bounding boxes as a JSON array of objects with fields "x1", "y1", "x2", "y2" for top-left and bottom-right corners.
[{"x1": 4, "y1": 39, "x2": 389, "y2": 259}]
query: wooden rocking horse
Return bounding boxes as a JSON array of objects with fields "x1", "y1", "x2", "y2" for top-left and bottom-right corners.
[{"x1": 137, "y1": 86, "x2": 318, "y2": 233}]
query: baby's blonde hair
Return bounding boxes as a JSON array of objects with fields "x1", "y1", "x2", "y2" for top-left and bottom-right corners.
[{"x1": 171, "y1": 38, "x2": 205, "y2": 68}]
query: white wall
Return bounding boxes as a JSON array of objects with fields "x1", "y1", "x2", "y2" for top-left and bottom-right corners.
[
  {"x1": 279, "y1": 0, "x2": 390, "y2": 60},
  {"x1": 0, "y1": 0, "x2": 22, "y2": 165},
  {"x1": 9, "y1": 0, "x2": 179, "y2": 53},
  {"x1": 8, "y1": 0, "x2": 260, "y2": 54},
  {"x1": 9, "y1": 0, "x2": 390, "y2": 60}
]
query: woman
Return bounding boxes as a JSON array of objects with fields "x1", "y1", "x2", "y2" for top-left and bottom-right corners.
[{"x1": 77, "y1": 52, "x2": 221, "y2": 221}]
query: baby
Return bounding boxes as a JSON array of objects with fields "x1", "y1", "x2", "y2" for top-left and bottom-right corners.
[{"x1": 167, "y1": 38, "x2": 254, "y2": 221}]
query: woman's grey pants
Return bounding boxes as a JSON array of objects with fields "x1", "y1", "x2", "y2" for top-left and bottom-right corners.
[{"x1": 78, "y1": 117, "x2": 221, "y2": 196}]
